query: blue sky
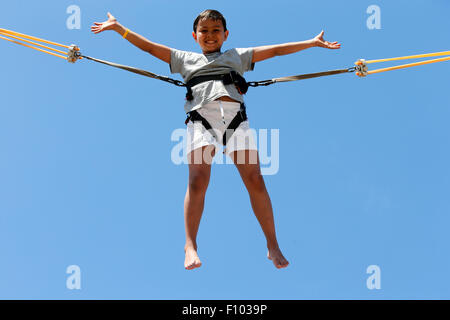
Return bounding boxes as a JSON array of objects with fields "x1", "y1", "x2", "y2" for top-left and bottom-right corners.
[{"x1": 0, "y1": 0, "x2": 449, "y2": 299}]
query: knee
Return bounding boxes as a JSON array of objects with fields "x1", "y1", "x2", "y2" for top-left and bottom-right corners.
[
  {"x1": 188, "y1": 173, "x2": 210, "y2": 195},
  {"x1": 245, "y1": 171, "x2": 266, "y2": 194}
]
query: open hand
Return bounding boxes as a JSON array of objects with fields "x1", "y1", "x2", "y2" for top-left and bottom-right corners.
[
  {"x1": 91, "y1": 12, "x2": 118, "y2": 34},
  {"x1": 313, "y1": 31, "x2": 341, "y2": 49}
]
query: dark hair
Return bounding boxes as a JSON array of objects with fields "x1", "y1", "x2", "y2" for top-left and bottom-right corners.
[{"x1": 193, "y1": 9, "x2": 227, "y2": 33}]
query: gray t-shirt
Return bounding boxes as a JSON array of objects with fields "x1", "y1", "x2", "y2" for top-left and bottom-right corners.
[{"x1": 170, "y1": 48, "x2": 255, "y2": 113}]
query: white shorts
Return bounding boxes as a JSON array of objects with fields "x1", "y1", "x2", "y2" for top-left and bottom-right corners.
[{"x1": 186, "y1": 100, "x2": 257, "y2": 156}]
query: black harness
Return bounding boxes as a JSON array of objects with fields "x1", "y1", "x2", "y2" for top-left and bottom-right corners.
[
  {"x1": 78, "y1": 57, "x2": 358, "y2": 148},
  {"x1": 184, "y1": 71, "x2": 249, "y2": 146},
  {"x1": 185, "y1": 71, "x2": 249, "y2": 101}
]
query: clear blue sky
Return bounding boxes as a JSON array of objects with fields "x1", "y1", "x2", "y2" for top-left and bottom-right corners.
[{"x1": 0, "y1": 0, "x2": 449, "y2": 299}]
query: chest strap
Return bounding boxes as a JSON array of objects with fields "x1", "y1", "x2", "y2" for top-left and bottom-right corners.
[
  {"x1": 185, "y1": 71, "x2": 249, "y2": 101},
  {"x1": 185, "y1": 103, "x2": 248, "y2": 146}
]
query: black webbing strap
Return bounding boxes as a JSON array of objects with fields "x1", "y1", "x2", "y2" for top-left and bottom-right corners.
[
  {"x1": 223, "y1": 104, "x2": 248, "y2": 146},
  {"x1": 185, "y1": 71, "x2": 248, "y2": 101},
  {"x1": 185, "y1": 103, "x2": 248, "y2": 146},
  {"x1": 185, "y1": 109, "x2": 219, "y2": 143},
  {"x1": 248, "y1": 67, "x2": 356, "y2": 87},
  {"x1": 186, "y1": 73, "x2": 234, "y2": 88},
  {"x1": 81, "y1": 55, "x2": 186, "y2": 87},
  {"x1": 273, "y1": 68, "x2": 353, "y2": 82},
  {"x1": 81, "y1": 54, "x2": 355, "y2": 90},
  {"x1": 185, "y1": 73, "x2": 234, "y2": 101}
]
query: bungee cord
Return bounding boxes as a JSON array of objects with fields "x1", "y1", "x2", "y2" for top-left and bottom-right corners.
[
  {"x1": 354, "y1": 50, "x2": 450, "y2": 77},
  {"x1": 0, "y1": 28, "x2": 72, "y2": 60},
  {"x1": 1, "y1": 27, "x2": 449, "y2": 89}
]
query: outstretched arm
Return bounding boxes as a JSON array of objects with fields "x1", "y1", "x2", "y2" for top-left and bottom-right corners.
[
  {"x1": 252, "y1": 31, "x2": 341, "y2": 63},
  {"x1": 91, "y1": 13, "x2": 171, "y2": 64}
]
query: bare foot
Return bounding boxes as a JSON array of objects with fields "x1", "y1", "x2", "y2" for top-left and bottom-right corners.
[
  {"x1": 184, "y1": 246, "x2": 202, "y2": 270},
  {"x1": 267, "y1": 246, "x2": 289, "y2": 269}
]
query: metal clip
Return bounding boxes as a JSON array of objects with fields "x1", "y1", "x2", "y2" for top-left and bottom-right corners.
[
  {"x1": 355, "y1": 59, "x2": 368, "y2": 77},
  {"x1": 67, "y1": 44, "x2": 81, "y2": 63},
  {"x1": 247, "y1": 79, "x2": 275, "y2": 87}
]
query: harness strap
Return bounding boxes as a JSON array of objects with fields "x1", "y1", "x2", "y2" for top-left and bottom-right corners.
[
  {"x1": 223, "y1": 103, "x2": 248, "y2": 146},
  {"x1": 186, "y1": 73, "x2": 234, "y2": 88},
  {"x1": 81, "y1": 55, "x2": 186, "y2": 86},
  {"x1": 185, "y1": 73, "x2": 233, "y2": 101},
  {"x1": 247, "y1": 68, "x2": 355, "y2": 87},
  {"x1": 185, "y1": 71, "x2": 248, "y2": 101},
  {"x1": 185, "y1": 103, "x2": 248, "y2": 146},
  {"x1": 185, "y1": 108, "x2": 219, "y2": 143}
]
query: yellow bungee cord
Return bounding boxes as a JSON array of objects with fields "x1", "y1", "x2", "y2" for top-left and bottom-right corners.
[
  {"x1": 0, "y1": 28, "x2": 80, "y2": 62},
  {"x1": 354, "y1": 51, "x2": 450, "y2": 77}
]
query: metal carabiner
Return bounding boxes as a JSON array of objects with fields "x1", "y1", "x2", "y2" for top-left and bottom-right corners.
[
  {"x1": 247, "y1": 79, "x2": 275, "y2": 87},
  {"x1": 67, "y1": 44, "x2": 81, "y2": 63},
  {"x1": 355, "y1": 59, "x2": 368, "y2": 77}
]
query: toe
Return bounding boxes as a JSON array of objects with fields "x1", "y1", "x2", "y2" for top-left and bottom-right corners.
[{"x1": 279, "y1": 260, "x2": 289, "y2": 268}]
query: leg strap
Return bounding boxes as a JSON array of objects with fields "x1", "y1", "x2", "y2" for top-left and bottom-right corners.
[
  {"x1": 222, "y1": 103, "x2": 247, "y2": 146},
  {"x1": 185, "y1": 103, "x2": 248, "y2": 146}
]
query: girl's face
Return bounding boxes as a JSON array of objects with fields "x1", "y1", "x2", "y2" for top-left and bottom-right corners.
[{"x1": 193, "y1": 18, "x2": 229, "y2": 54}]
